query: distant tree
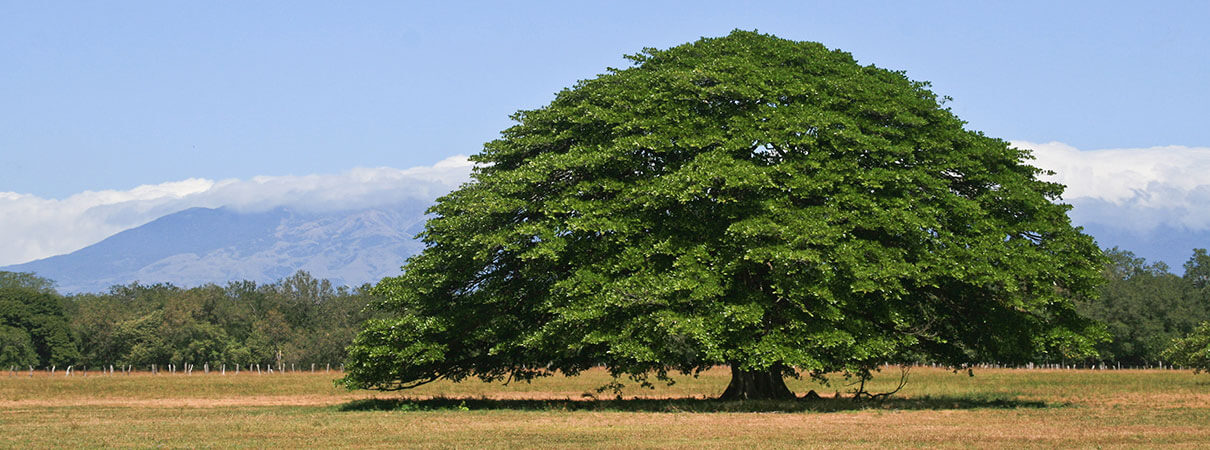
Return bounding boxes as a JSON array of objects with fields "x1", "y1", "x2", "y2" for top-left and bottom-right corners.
[
  {"x1": 0, "y1": 272, "x2": 80, "y2": 367},
  {"x1": 0, "y1": 271, "x2": 58, "y2": 295},
  {"x1": 113, "y1": 310, "x2": 173, "y2": 366},
  {"x1": 1183, "y1": 248, "x2": 1210, "y2": 290},
  {"x1": 342, "y1": 31, "x2": 1105, "y2": 400},
  {"x1": 1078, "y1": 248, "x2": 1210, "y2": 365},
  {"x1": 0, "y1": 325, "x2": 38, "y2": 367},
  {"x1": 1163, "y1": 321, "x2": 1210, "y2": 373},
  {"x1": 62, "y1": 271, "x2": 375, "y2": 369},
  {"x1": 1183, "y1": 248, "x2": 1210, "y2": 311}
]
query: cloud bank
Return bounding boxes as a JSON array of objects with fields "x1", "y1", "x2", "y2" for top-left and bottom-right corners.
[
  {"x1": 1017, "y1": 141, "x2": 1210, "y2": 233},
  {"x1": 0, "y1": 156, "x2": 473, "y2": 266}
]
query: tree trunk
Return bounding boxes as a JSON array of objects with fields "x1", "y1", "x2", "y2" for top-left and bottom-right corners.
[{"x1": 719, "y1": 364, "x2": 796, "y2": 400}]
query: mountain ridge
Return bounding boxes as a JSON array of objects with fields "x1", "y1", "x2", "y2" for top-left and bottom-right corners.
[{"x1": 1, "y1": 204, "x2": 429, "y2": 293}]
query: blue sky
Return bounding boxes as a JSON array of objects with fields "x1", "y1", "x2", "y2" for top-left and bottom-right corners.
[{"x1": 2, "y1": 1, "x2": 1209, "y2": 266}]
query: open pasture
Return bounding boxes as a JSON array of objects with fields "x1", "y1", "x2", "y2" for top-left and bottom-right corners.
[{"x1": 2, "y1": 367, "x2": 1209, "y2": 447}]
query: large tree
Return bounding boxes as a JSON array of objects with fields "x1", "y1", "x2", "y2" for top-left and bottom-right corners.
[{"x1": 343, "y1": 31, "x2": 1105, "y2": 399}]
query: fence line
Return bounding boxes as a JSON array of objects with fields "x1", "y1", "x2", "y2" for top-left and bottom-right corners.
[{"x1": 5, "y1": 362, "x2": 346, "y2": 377}]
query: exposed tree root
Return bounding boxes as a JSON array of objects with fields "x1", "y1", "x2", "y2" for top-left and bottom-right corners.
[{"x1": 851, "y1": 365, "x2": 911, "y2": 401}]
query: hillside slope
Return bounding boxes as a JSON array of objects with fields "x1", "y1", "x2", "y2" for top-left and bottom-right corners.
[{"x1": 1, "y1": 204, "x2": 429, "y2": 293}]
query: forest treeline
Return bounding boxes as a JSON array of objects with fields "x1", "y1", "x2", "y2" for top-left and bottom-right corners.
[
  {"x1": 1, "y1": 271, "x2": 375, "y2": 370},
  {"x1": 1076, "y1": 247, "x2": 1210, "y2": 366},
  {"x1": 2, "y1": 247, "x2": 1210, "y2": 370}
]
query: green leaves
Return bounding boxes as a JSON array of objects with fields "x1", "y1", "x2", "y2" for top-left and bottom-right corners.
[
  {"x1": 1163, "y1": 321, "x2": 1210, "y2": 373},
  {"x1": 344, "y1": 30, "x2": 1106, "y2": 392},
  {"x1": 1077, "y1": 248, "x2": 1210, "y2": 365},
  {"x1": 0, "y1": 279, "x2": 80, "y2": 367}
]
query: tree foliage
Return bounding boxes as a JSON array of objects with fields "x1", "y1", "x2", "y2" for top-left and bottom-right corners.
[
  {"x1": 1164, "y1": 321, "x2": 1210, "y2": 373},
  {"x1": 343, "y1": 31, "x2": 1105, "y2": 398},
  {"x1": 0, "y1": 271, "x2": 58, "y2": 294},
  {"x1": 1076, "y1": 248, "x2": 1209, "y2": 365},
  {"x1": 0, "y1": 272, "x2": 80, "y2": 367},
  {"x1": 63, "y1": 271, "x2": 376, "y2": 368}
]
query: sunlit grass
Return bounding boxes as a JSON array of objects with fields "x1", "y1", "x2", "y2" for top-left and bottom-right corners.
[{"x1": 2, "y1": 367, "x2": 1209, "y2": 447}]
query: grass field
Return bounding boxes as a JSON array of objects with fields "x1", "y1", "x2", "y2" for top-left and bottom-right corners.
[{"x1": 2, "y1": 366, "x2": 1209, "y2": 447}]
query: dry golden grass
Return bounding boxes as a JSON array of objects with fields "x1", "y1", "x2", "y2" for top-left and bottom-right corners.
[{"x1": 2, "y1": 366, "x2": 1209, "y2": 447}]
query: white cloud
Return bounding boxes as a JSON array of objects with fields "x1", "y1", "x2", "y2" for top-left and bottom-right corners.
[
  {"x1": 1015, "y1": 141, "x2": 1210, "y2": 232},
  {"x1": 0, "y1": 156, "x2": 473, "y2": 266}
]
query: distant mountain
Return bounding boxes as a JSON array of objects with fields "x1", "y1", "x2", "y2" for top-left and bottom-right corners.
[{"x1": 1, "y1": 204, "x2": 430, "y2": 293}]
